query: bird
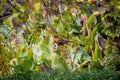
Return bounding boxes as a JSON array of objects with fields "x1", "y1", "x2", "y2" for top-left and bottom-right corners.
[{"x1": 54, "y1": 36, "x2": 72, "y2": 45}]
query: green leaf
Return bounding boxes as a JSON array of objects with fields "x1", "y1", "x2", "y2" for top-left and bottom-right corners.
[
  {"x1": 51, "y1": 54, "x2": 68, "y2": 71},
  {"x1": 93, "y1": 40, "x2": 102, "y2": 62},
  {"x1": 73, "y1": 48, "x2": 91, "y2": 70},
  {"x1": 27, "y1": 46, "x2": 33, "y2": 60},
  {"x1": 89, "y1": 25, "x2": 98, "y2": 45},
  {"x1": 16, "y1": 45, "x2": 24, "y2": 58},
  {"x1": 85, "y1": 24, "x2": 98, "y2": 53},
  {"x1": 87, "y1": 12, "x2": 100, "y2": 29}
]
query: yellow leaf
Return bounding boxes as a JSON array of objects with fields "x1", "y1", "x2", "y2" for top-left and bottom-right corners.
[
  {"x1": 34, "y1": 2, "x2": 41, "y2": 12},
  {"x1": 76, "y1": 0, "x2": 84, "y2": 2}
]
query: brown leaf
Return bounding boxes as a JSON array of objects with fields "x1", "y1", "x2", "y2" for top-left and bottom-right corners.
[{"x1": 98, "y1": 35, "x2": 106, "y2": 51}]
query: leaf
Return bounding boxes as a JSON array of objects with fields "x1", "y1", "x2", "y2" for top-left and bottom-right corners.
[
  {"x1": 76, "y1": 0, "x2": 84, "y2": 2},
  {"x1": 19, "y1": 57, "x2": 34, "y2": 71},
  {"x1": 34, "y1": 2, "x2": 41, "y2": 13},
  {"x1": 16, "y1": 45, "x2": 24, "y2": 58},
  {"x1": 89, "y1": 25, "x2": 98, "y2": 44},
  {"x1": 93, "y1": 36, "x2": 102, "y2": 62},
  {"x1": 73, "y1": 48, "x2": 91, "y2": 70},
  {"x1": 91, "y1": 37, "x2": 103, "y2": 69},
  {"x1": 87, "y1": 11, "x2": 100, "y2": 29},
  {"x1": 97, "y1": 35, "x2": 106, "y2": 51},
  {"x1": 0, "y1": 24, "x2": 11, "y2": 37},
  {"x1": 52, "y1": 55, "x2": 68, "y2": 71},
  {"x1": 27, "y1": 46, "x2": 33, "y2": 60},
  {"x1": 86, "y1": 24, "x2": 98, "y2": 52}
]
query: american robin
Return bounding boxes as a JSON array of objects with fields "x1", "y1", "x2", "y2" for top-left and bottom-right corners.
[{"x1": 54, "y1": 36, "x2": 72, "y2": 45}]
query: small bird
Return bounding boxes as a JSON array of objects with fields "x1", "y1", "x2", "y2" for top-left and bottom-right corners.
[{"x1": 54, "y1": 36, "x2": 72, "y2": 45}]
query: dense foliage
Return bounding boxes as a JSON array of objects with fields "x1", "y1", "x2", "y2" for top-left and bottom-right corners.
[
  {"x1": 3, "y1": 69, "x2": 120, "y2": 80},
  {"x1": 0, "y1": 0, "x2": 120, "y2": 79}
]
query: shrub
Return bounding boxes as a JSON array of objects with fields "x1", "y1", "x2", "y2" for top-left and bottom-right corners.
[{"x1": 4, "y1": 69, "x2": 120, "y2": 80}]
